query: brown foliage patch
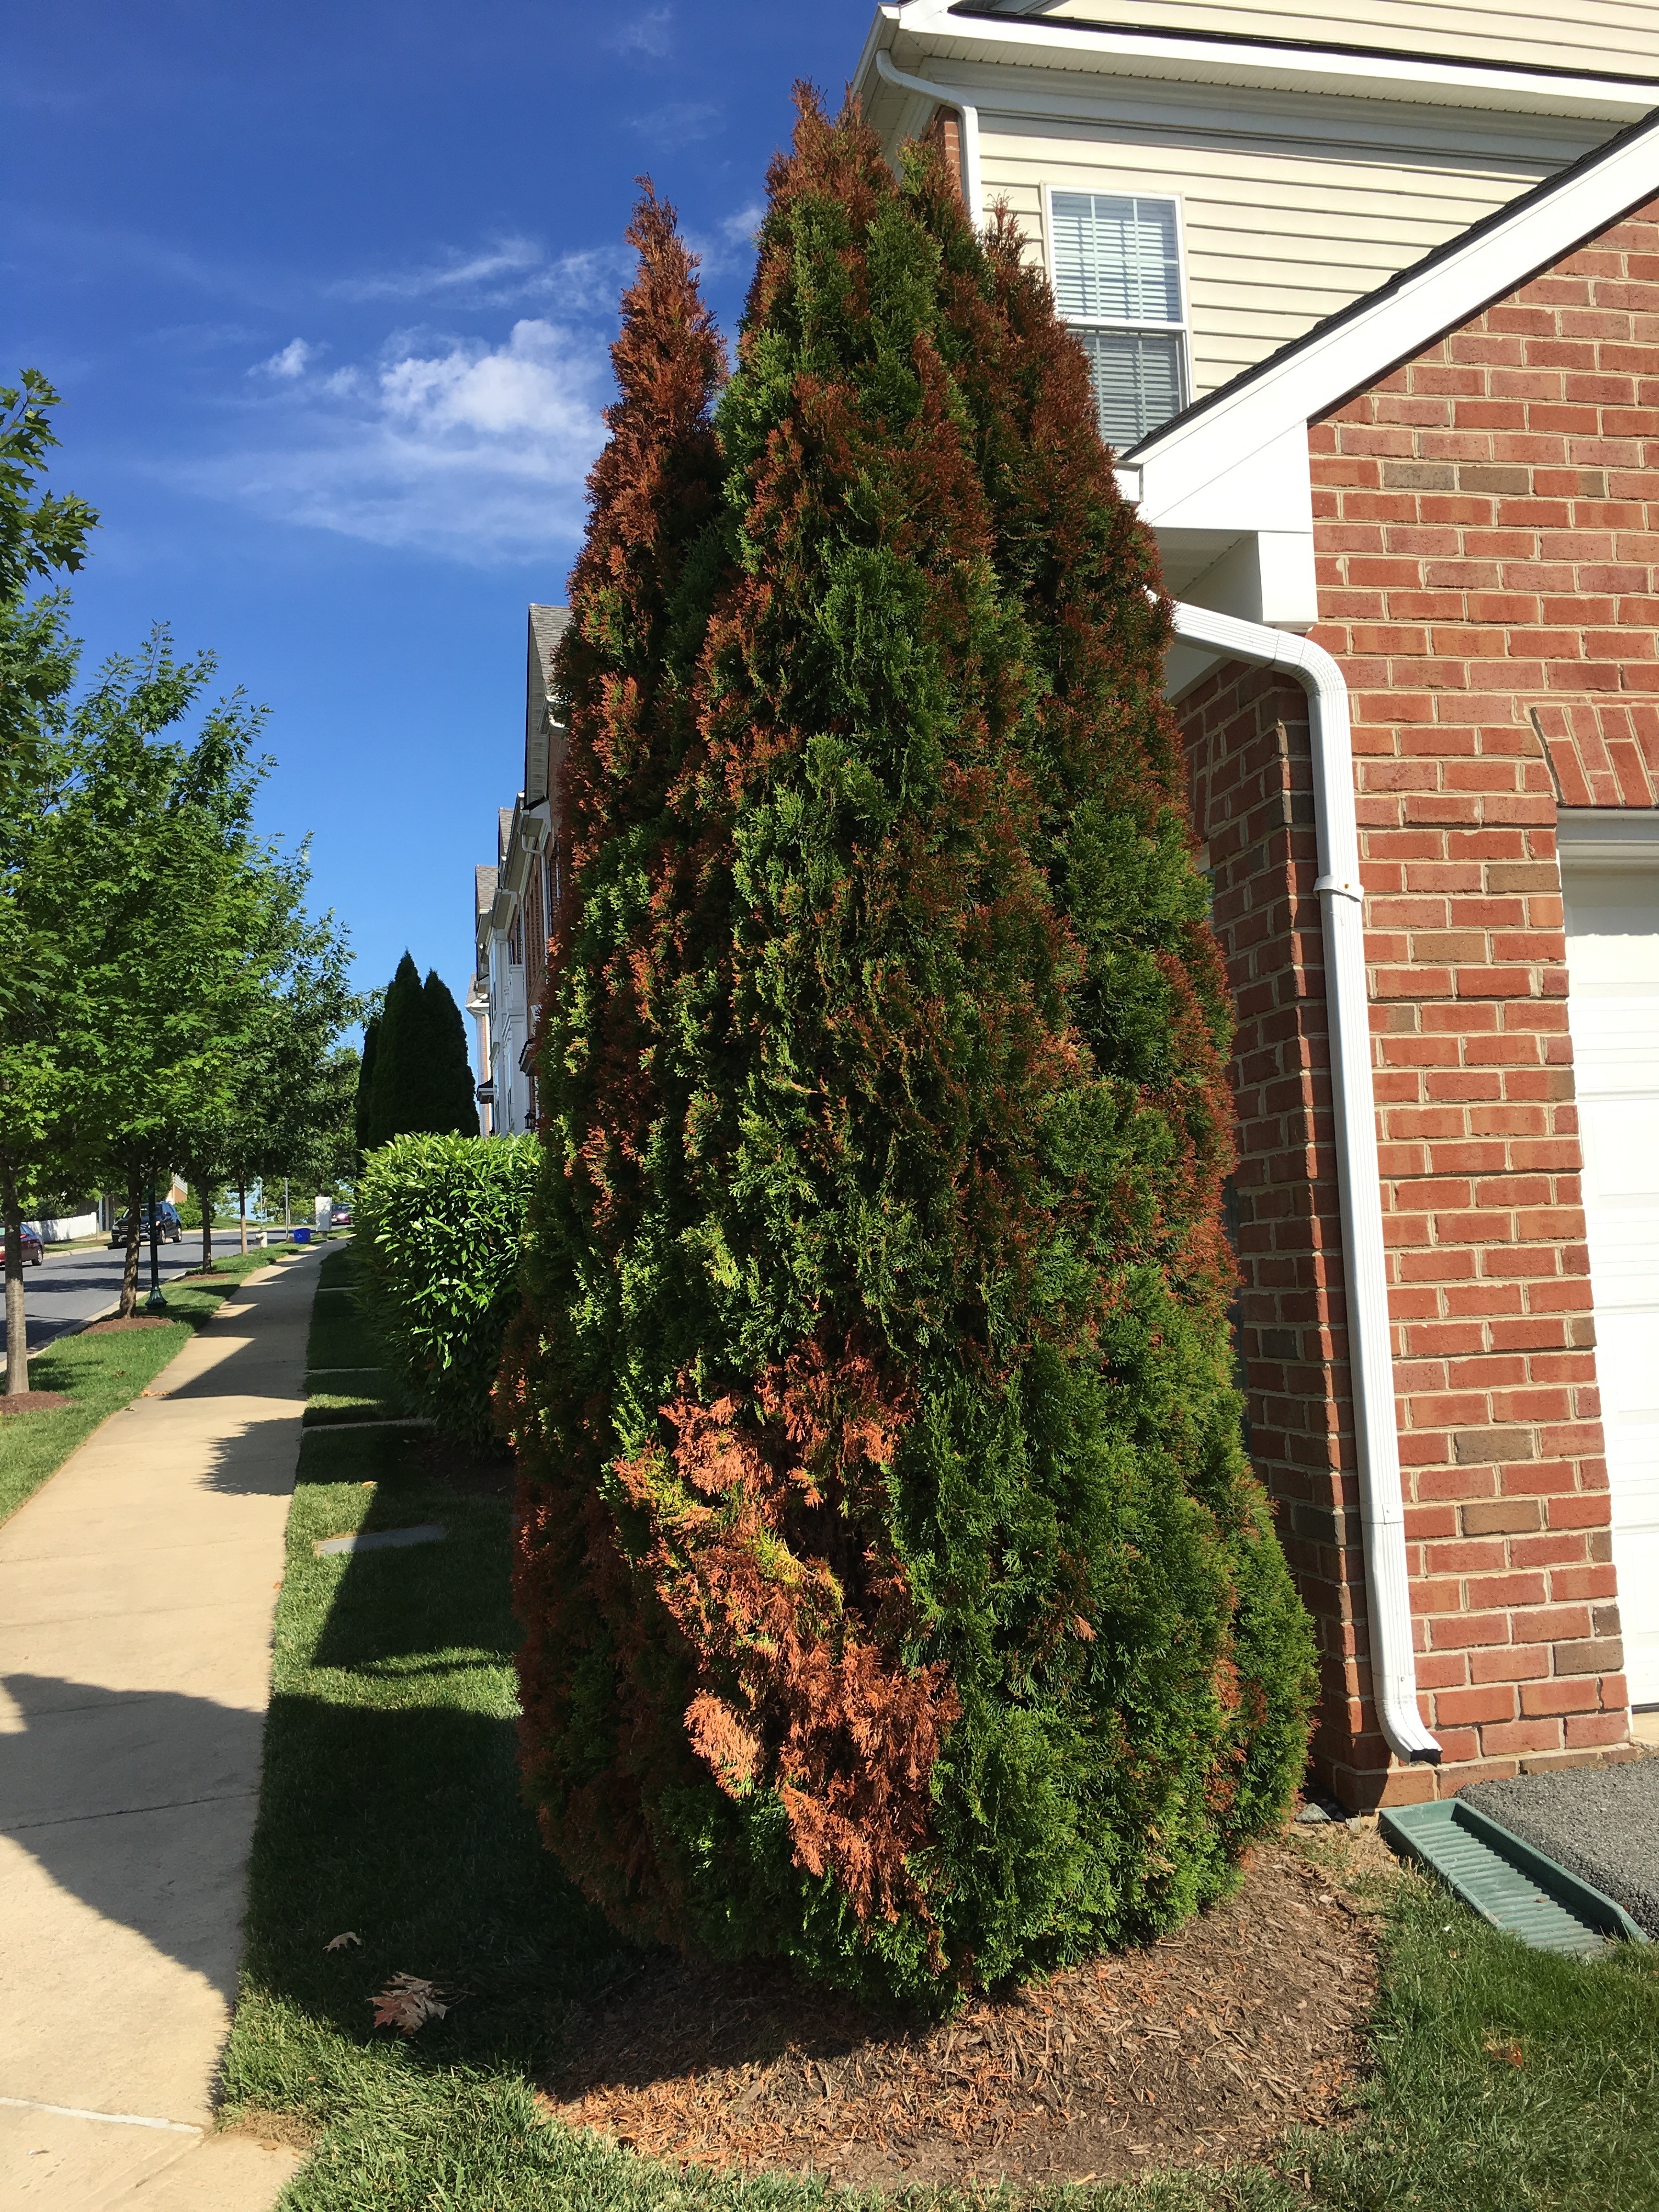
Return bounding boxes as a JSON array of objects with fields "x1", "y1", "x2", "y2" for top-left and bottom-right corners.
[
  {"x1": 0, "y1": 1391, "x2": 73, "y2": 1413},
  {"x1": 539, "y1": 1842, "x2": 1379, "y2": 2193},
  {"x1": 82, "y1": 1316, "x2": 175, "y2": 1333},
  {"x1": 613, "y1": 1354, "x2": 959, "y2": 1933}
]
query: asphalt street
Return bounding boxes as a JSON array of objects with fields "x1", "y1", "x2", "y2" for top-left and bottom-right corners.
[{"x1": 3, "y1": 1233, "x2": 291, "y2": 1356}]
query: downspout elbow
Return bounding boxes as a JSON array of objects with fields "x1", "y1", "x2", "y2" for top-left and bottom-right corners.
[
  {"x1": 874, "y1": 49, "x2": 984, "y2": 229},
  {"x1": 1167, "y1": 599, "x2": 1442, "y2": 1770}
]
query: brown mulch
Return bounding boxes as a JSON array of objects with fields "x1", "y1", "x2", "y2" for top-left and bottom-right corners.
[
  {"x1": 83, "y1": 1316, "x2": 176, "y2": 1333},
  {"x1": 539, "y1": 1836, "x2": 1386, "y2": 2192},
  {"x1": 0, "y1": 1391, "x2": 73, "y2": 1414}
]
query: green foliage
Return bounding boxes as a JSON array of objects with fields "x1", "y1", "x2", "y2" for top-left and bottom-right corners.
[
  {"x1": 509, "y1": 118, "x2": 1313, "y2": 2007},
  {"x1": 355, "y1": 1133, "x2": 538, "y2": 1438},
  {"x1": 362, "y1": 954, "x2": 478, "y2": 1148},
  {"x1": 0, "y1": 370, "x2": 95, "y2": 1387},
  {"x1": 354, "y1": 1009, "x2": 380, "y2": 1158}
]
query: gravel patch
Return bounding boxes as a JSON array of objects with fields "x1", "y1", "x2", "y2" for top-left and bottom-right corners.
[{"x1": 1460, "y1": 1760, "x2": 1659, "y2": 1937}]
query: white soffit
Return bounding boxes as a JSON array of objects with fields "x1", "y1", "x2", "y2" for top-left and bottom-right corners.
[
  {"x1": 859, "y1": 3, "x2": 1659, "y2": 122},
  {"x1": 1129, "y1": 108, "x2": 1659, "y2": 533}
]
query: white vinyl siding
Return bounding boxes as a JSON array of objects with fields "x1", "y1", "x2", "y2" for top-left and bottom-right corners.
[
  {"x1": 1564, "y1": 859, "x2": 1659, "y2": 1707},
  {"x1": 1051, "y1": 191, "x2": 1188, "y2": 447},
  {"x1": 1035, "y1": 1, "x2": 1659, "y2": 78},
  {"x1": 978, "y1": 99, "x2": 1598, "y2": 400}
]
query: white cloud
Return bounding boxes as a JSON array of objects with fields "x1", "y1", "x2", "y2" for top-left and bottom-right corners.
[
  {"x1": 630, "y1": 100, "x2": 721, "y2": 146},
  {"x1": 331, "y1": 238, "x2": 630, "y2": 312},
  {"x1": 253, "y1": 336, "x2": 314, "y2": 378},
  {"x1": 610, "y1": 6, "x2": 672, "y2": 55},
  {"x1": 208, "y1": 319, "x2": 610, "y2": 562},
  {"x1": 720, "y1": 201, "x2": 765, "y2": 246}
]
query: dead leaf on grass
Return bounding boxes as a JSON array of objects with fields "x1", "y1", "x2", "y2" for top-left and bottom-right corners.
[
  {"x1": 1482, "y1": 2038, "x2": 1525, "y2": 2068},
  {"x1": 371, "y1": 1973, "x2": 448, "y2": 2034},
  {"x1": 324, "y1": 1931, "x2": 362, "y2": 1953}
]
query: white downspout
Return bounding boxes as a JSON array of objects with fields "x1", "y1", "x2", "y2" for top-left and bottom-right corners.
[
  {"x1": 1169, "y1": 600, "x2": 1442, "y2": 1768},
  {"x1": 875, "y1": 49, "x2": 984, "y2": 229}
]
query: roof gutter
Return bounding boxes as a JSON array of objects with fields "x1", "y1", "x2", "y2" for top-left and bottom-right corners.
[
  {"x1": 874, "y1": 49, "x2": 984, "y2": 228},
  {"x1": 1168, "y1": 599, "x2": 1441, "y2": 1769}
]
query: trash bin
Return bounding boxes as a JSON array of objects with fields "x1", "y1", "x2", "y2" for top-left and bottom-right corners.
[{"x1": 292, "y1": 1226, "x2": 312, "y2": 1246}]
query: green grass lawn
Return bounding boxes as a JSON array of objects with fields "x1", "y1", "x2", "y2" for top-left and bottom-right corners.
[
  {"x1": 298, "y1": 1244, "x2": 407, "y2": 1425},
  {"x1": 0, "y1": 1245, "x2": 290, "y2": 1527},
  {"x1": 221, "y1": 1315, "x2": 1659, "y2": 2212}
]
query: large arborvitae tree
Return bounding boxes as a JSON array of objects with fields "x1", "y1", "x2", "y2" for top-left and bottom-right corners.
[{"x1": 509, "y1": 114, "x2": 1313, "y2": 2007}]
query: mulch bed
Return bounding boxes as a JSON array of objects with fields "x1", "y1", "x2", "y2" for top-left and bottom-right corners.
[
  {"x1": 83, "y1": 1316, "x2": 175, "y2": 1333},
  {"x1": 0, "y1": 1391, "x2": 74, "y2": 1414},
  {"x1": 540, "y1": 1839, "x2": 1382, "y2": 2191}
]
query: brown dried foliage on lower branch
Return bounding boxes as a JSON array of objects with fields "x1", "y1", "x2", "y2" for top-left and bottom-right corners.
[{"x1": 539, "y1": 1841, "x2": 1381, "y2": 2193}]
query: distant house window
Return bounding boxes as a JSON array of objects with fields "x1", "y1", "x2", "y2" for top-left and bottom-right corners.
[{"x1": 1050, "y1": 191, "x2": 1187, "y2": 452}]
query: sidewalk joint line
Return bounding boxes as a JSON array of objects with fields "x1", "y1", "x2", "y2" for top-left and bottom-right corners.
[
  {"x1": 0, "y1": 2095, "x2": 202, "y2": 2134},
  {"x1": 2, "y1": 1787, "x2": 258, "y2": 1835}
]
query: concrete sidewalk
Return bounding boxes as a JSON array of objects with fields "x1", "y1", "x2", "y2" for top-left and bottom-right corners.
[{"x1": 0, "y1": 1252, "x2": 321, "y2": 2209}]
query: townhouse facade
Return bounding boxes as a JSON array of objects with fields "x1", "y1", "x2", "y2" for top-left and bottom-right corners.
[
  {"x1": 472, "y1": 604, "x2": 568, "y2": 1138},
  {"x1": 853, "y1": 1, "x2": 1659, "y2": 1805}
]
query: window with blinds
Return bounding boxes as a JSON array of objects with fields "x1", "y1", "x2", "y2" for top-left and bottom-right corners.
[{"x1": 1051, "y1": 191, "x2": 1187, "y2": 452}]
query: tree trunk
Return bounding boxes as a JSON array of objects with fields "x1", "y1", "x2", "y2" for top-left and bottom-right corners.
[
  {"x1": 199, "y1": 1175, "x2": 213, "y2": 1271},
  {"x1": 3, "y1": 1167, "x2": 27, "y2": 1396},
  {"x1": 119, "y1": 1164, "x2": 143, "y2": 1318},
  {"x1": 239, "y1": 1181, "x2": 247, "y2": 1256}
]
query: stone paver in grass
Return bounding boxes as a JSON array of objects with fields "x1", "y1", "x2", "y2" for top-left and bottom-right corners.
[
  {"x1": 0, "y1": 1249, "x2": 320, "y2": 2208},
  {"x1": 313, "y1": 1522, "x2": 446, "y2": 1556}
]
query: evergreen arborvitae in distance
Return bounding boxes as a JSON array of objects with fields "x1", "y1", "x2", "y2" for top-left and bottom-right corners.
[
  {"x1": 362, "y1": 952, "x2": 477, "y2": 1146},
  {"x1": 421, "y1": 967, "x2": 481, "y2": 1137},
  {"x1": 507, "y1": 105, "x2": 1314, "y2": 2008},
  {"x1": 354, "y1": 1012, "x2": 380, "y2": 1159},
  {"x1": 363, "y1": 952, "x2": 422, "y2": 1149}
]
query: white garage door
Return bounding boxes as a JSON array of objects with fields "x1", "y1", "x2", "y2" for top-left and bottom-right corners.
[{"x1": 1563, "y1": 820, "x2": 1659, "y2": 1708}]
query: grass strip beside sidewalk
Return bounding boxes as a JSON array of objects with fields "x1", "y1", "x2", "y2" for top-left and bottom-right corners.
[{"x1": 0, "y1": 1245, "x2": 292, "y2": 1527}]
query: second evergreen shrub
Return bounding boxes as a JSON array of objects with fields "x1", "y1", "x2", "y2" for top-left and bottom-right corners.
[
  {"x1": 356, "y1": 1132, "x2": 537, "y2": 1438},
  {"x1": 505, "y1": 123, "x2": 1315, "y2": 2008}
]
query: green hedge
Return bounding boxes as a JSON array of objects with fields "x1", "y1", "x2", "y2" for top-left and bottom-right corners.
[{"x1": 354, "y1": 1134, "x2": 538, "y2": 1439}]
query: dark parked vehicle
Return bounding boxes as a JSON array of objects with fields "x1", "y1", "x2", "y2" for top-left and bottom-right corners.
[
  {"x1": 110, "y1": 1203, "x2": 183, "y2": 1248},
  {"x1": 1, "y1": 1224, "x2": 44, "y2": 1267}
]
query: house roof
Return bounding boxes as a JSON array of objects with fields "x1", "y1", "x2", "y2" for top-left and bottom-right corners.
[
  {"x1": 526, "y1": 604, "x2": 571, "y2": 808},
  {"x1": 858, "y1": 0, "x2": 1659, "y2": 128},
  {"x1": 475, "y1": 864, "x2": 498, "y2": 919},
  {"x1": 945, "y1": 4, "x2": 1659, "y2": 93}
]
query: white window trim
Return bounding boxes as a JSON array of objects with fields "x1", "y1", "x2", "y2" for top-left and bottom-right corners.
[
  {"x1": 1042, "y1": 184, "x2": 1194, "y2": 443},
  {"x1": 1557, "y1": 809, "x2": 1659, "y2": 871}
]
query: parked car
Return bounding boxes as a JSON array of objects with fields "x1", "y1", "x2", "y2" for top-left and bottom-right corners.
[
  {"x1": 1, "y1": 1224, "x2": 44, "y2": 1267},
  {"x1": 330, "y1": 1206, "x2": 353, "y2": 1228},
  {"x1": 109, "y1": 1203, "x2": 183, "y2": 1248}
]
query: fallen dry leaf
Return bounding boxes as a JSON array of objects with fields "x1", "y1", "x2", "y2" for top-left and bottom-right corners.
[
  {"x1": 371, "y1": 1973, "x2": 448, "y2": 2034},
  {"x1": 325, "y1": 1931, "x2": 362, "y2": 1953}
]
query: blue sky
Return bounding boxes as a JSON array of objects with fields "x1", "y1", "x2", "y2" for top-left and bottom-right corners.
[{"x1": 5, "y1": 0, "x2": 875, "y2": 1028}]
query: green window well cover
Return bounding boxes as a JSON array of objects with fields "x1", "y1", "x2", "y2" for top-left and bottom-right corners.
[{"x1": 1381, "y1": 1796, "x2": 1649, "y2": 1957}]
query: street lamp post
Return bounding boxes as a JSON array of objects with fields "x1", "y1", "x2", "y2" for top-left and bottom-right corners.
[{"x1": 144, "y1": 1173, "x2": 166, "y2": 1313}]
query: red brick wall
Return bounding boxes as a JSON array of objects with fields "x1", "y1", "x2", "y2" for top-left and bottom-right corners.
[
  {"x1": 1177, "y1": 199, "x2": 1659, "y2": 1799},
  {"x1": 1300, "y1": 198, "x2": 1659, "y2": 1790},
  {"x1": 1181, "y1": 663, "x2": 1390, "y2": 1801}
]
